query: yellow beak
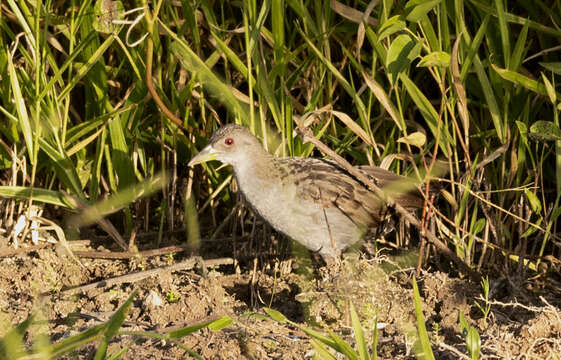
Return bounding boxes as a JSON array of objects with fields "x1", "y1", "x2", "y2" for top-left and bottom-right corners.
[{"x1": 188, "y1": 145, "x2": 219, "y2": 167}]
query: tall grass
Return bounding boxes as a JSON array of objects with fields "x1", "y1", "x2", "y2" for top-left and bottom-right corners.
[{"x1": 1, "y1": 0, "x2": 559, "y2": 275}]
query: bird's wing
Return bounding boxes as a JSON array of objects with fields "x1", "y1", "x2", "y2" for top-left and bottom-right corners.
[{"x1": 277, "y1": 158, "x2": 390, "y2": 226}]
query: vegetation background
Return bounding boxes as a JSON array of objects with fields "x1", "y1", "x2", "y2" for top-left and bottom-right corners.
[{"x1": 1, "y1": 0, "x2": 561, "y2": 358}]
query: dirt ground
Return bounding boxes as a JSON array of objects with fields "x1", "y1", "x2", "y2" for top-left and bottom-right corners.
[{"x1": 1, "y1": 222, "x2": 561, "y2": 359}]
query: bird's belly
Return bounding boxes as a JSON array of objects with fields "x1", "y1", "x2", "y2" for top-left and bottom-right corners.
[{"x1": 238, "y1": 179, "x2": 363, "y2": 257}]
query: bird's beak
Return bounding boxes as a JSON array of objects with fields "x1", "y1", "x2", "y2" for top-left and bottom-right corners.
[{"x1": 188, "y1": 145, "x2": 219, "y2": 167}]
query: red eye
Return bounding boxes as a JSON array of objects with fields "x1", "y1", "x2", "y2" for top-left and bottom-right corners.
[{"x1": 225, "y1": 137, "x2": 234, "y2": 146}]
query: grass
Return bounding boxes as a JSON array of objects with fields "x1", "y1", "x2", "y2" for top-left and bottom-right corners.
[{"x1": 1, "y1": 0, "x2": 560, "y2": 358}]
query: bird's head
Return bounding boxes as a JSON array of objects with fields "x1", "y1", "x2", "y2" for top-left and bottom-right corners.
[{"x1": 188, "y1": 124, "x2": 266, "y2": 168}]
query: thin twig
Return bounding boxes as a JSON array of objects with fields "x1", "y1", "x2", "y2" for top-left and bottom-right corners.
[
  {"x1": 0, "y1": 243, "x2": 51, "y2": 257},
  {"x1": 59, "y1": 257, "x2": 234, "y2": 295},
  {"x1": 438, "y1": 342, "x2": 473, "y2": 360},
  {"x1": 73, "y1": 244, "x2": 195, "y2": 259}
]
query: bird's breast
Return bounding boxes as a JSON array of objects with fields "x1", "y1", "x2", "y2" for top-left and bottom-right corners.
[{"x1": 233, "y1": 166, "x2": 362, "y2": 256}]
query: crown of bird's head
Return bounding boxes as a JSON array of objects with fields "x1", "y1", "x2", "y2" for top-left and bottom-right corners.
[{"x1": 188, "y1": 124, "x2": 266, "y2": 168}]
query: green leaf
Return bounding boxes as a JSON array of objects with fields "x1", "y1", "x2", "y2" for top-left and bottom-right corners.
[
  {"x1": 494, "y1": 0, "x2": 510, "y2": 69},
  {"x1": 551, "y1": 207, "x2": 561, "y2": 222},
  {"x1": 541, "y1": 73, "x2": 556, "y2": 104},
  {"x1": 492, "y1": 64, "x2": 561, "y2": 101},
  {"x1": 472, "y1": 218, "x2": 486, "y2": 236},
  {"x1": 38, "y1": 138, "x2": 85, "y2": 196},
  {"x1": 71, "y1": 173, "x2": 167, "y2": 227},
  {"x1": 362, "y1": 71, "x2": 405, "y2": 130},
  {"x1": 377, "y1": 15, "x2": 406, "y2": 40},
  {"x1": 458, "y1": 309, "x2": 469, "y2": 334},
  {"x1": 293, "y1": 323, "x2": 338, "y2": 349},
  {"x1": 264, "y1": 308, "x2": 287, "y2": 322},
  {"x1": 372, "y1": 315, "x2": 378, "y2": 360},
  {"x1": 540, "y1": 62, "x2": 561, "y2": 75},
  {"x1": 529, "y1": 120, "x2": 561, "y2": 142},
  {"x1": 105, "y1": 290, "x2": 137, "y2": 338},
  {"x1": 476, "y1": 59, "x2": 505, "y2": 143},
  {"x1": 397, "y1": 131, "x2": 426, "y2": 148},
  {"x1": 404, "y1": 0, "x2": 441, "y2": 22},
  {"x1": 466, "y1": 327, "x2": 481, "y2": 360},
  {"x1": 208, "y1": 316, "x2": 232, "y2": 331},
  {"x1": 49, "y1": 324, "x2": 106, "y2": 357},
  {"x1": 417, "y1": 51, "x2": 450, "y2": 68},
  {"x1": 93, "y1": 0, "x2": 124, "y2": 34},
  {"x1": 325, "y1": 327, "x2": 359, "y2": 360},
  {"x1": 516, "y1": 120, "x2": 529, "y2": 145},
  {"x1": 524, "y1": 188, "x2": 542, "y2": 214},
  {"x1": 510, "y1": 20, "x2": 529, "y2": 71},
  {"x1": 0, "y1": 186, "x2": 75, "y2": 208},
  {"x1": 387, "y1": 34, "x2": 420, "y2": 84},
  {"x1": 520, "y1": 218, "x2": 541, "y2": 238},
  {"x1": 0, "y1": 315, "x2": 34, "y2": 359},
  {"x1": 412, "y1": 278, "x2": 435, "y2": 360},
  {"x1": 57, "y1": 34, "x2": 116, "y2": 101},
  {"x1": 168, "y1": 318, "x2": 219, "y2": 339},
  {"x1": 350, "y1": 302, "x2": 368, "y2": 360},
  {"x1": 400, "y1": 74, "x2": 451, "y2": 156},
  {"x1": 94, "y1": 290, "x2": 137, "y2": 360},
  {"x1": 310, "y1": 339, "x2": 338, "y2": 360},
  {"x1": 7, "y1": 49, "x2": 34, "y2": 164}
]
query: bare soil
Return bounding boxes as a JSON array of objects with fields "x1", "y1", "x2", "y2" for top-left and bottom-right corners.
[{"x1": 1, "y1": 227, "x2": 561, "y2": 359}]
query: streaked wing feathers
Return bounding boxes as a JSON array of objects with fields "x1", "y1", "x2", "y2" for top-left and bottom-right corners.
[{"x1": 277, "y1": 158, "x2": 397, "y2": 226}]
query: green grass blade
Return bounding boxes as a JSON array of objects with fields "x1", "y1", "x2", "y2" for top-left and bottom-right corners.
[
  {"x1": 0, "y1": 315, "x2": 34, "y2": 359},
  {"x1": 493, "y1": 0, "x2": 510, "y2": 69},
  {"x1": 469, "y1": 0, "x2": 561, "y2": 39},
  {"x1": 286, "y1": 0, "x2": 319, "y2": 35},
  {"x1": 473, "y1": 56, "x2": 506, "y2": 143},
  {"x1": 405, "y1": 0, "x2": 442, "y2": 22},
  {"x1": 325, "y1": 327, "x2": 359, "y2": 360},
  {"x1": 386, "y1": 34, "x2": 420, "y2": 85},
  {"x1": 57, "y1": 33, "x2": 116, "y2": 101},
  {"x1": 297, "y1": 26, "x2": 367, "y2": 124},
  {"x1": 0, "y1": 186, "x2": 75, "y2": 208},
  {"x1": 492, "y1": 64, "x2": 559, "y2": 100},
  {"x1": 94, "y1": 290, "x2": 137, "y2": 360},
  {"x1": 412, "y1": 278, "x2": 435, "y2": 360},
  {"x1": 49, "y1": 324, "x2": 106, "y2": 358},
  {"x1": 71, "y1": 172, "x2": 167, "y2": 227},
  {"x1": 207, "y1": 316, "x2": 233, "y2": 331},
  {"x1": 362, "y1": 71, "x2": 405, "y2": 130},
  {"x1": 400, "y1": 73, "x2": 452, "y2": 156},
  {"x1": 38, "y1": 137, "x2": 85, "y2": 196},
  {"x1": 210, "y1": 31, "x2": 252, "y2": 82},
  {"x1": 350, "y1": 302, "x2": 369, "y2": 360},
  {"x1": 510, "y1": 19, "x2": 529, "y2": 71},
  {"x1": 310, "y1": 339, "x2": 338, "y2": 360},
  {"x1": 460, "y1": 14, "x2": 490, "y2": 81},
  {"x1": 38, "y1": 31, "x2": 97, "y2": 101},
  {"x1": 165, "y1": 24, "x2": 249, "y2": 124},
  {"x1": 167, "y1": 316, "x2": 228, "y2": 339},
  {"x1": 371, "y1": 315, "x2": 378, "y2": 360},
  {"x1": 107, "y1": 114, "x2": 136, "y2": 190},
  {"x1": 7, "y1": 49, "x2": 34, "y2": 164}
]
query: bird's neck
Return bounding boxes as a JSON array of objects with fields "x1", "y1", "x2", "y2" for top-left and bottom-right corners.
[
  {"x1": 230, "y1": 151, "x2": 283, "y2": 197},
  {"x1": 232, "y1": 150, "x2": 274, "y2": 178}
]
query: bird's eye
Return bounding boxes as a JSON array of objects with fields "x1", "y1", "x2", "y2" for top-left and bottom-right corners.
[{"x1": 225, "y1": 137, "x2": 234, "y2": 146}]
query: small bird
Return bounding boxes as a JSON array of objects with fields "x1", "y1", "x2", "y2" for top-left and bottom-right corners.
[{"x1": 189, "y1": 124, "x2": 424, "y2": 261}]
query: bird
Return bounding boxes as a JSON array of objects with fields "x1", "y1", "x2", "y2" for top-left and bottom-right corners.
[{"x1": 188, "y1": 124, "x2": 425, "y2": 262}]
